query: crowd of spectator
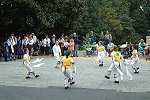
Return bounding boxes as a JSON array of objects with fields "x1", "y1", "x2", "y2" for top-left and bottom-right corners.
[
  {"x1": 0, "y1": 32, "x2": 79, "y2": 61},
  {"x1": 0, "y1": 30, "x2": 149, "y2": 61}
]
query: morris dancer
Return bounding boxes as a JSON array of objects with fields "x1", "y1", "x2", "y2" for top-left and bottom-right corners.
[
  {"x1": 53, "y1": 40, "x2": 61, "y2": 69},
  {"x1": 105, "y1": 46, "x2": 124, "y2": 83},
  {"x1": 131, "y1": 45, "x2": 139, "y2": 73},
  {"x1": 61, "y1": 50, "x2": 76, "y2": 89},
  {"x1": 23, "y1": 48, "x2": 39, "y2": 78},
  {"x1": 97, "y1": 41, "x2": 107, "y2": 67}
]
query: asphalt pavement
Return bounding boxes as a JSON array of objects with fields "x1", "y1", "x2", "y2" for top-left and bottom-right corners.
[{"x1": 0, "y1": 56, "x2": 150, "y2": 100}]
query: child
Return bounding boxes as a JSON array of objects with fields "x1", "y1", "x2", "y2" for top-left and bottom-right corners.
[
  {"x1": 52, "y1": 40, "x2": 61, "y2": 69},
  {"x1": 64, "y1": 39, "x2": 69, "y2": 53},
  {"x1": 69, "y1": 39, "x2": 74, "y2": 57},
  {"x1": 61, "y1": 50, "x2": 76, "y2": 89},
  {"x1": 131, "y1": 45, "x2": 139, "y2": 73},
  {"x1": 23, "y1": 48, "x2": 39, "y2": 78},
  {"x1": 17, "y1": 46, "x2": 24, "y2": 59},
  {"x1": 86, "y1": 41, "x2": 92, "y2": 57},
  {"x1": 105, "y1": 46, "x2": 124, "y2": 83},
  {"x1": 97, "y1": 41, "x2": 107, "y2": 67}
]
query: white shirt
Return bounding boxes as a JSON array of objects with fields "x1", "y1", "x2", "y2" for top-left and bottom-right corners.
[
  {"x1": 7, "y1": 39, "x2": 12, "y2": 46},
  {"x1": 52, "y1": 44, "x2": 61, "y2": 56},
  {"x1": 64, "y1": 42, "x2": 69, "y2": 48},
  {"x1": 22, "y1": 38, "x2": 29, "y2": 46},
  {"x1": 33, "y1": 35, "x2": 37, "y2": 44},
  {"x1": 7, "y1": 38, "x2": 17, "y2": 46},
  {"x1": 132, "y1": 50, "x2": 139, "y2": 58},
  {"x1": 43, "y1": 38, "x2": 51, "y2": 47},
  {"x1": 107, "y1": 43, "x2": 114, "y2": 49},
  {"x1": 28, "y1": 38, "x2": 34, "y2": 45}
]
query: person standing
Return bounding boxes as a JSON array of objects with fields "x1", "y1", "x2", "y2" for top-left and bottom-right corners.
[
  {"x1": 64, "y1": 38, "x2": 69, "y2": 53},
  {"x1": 32, "y1": 33, "x2": 37, "y2": 44},
  {"x1": 17, "y1": 36, "x2": 23, "y2": 59},
  {"x1": 99, "y1": 31, "x2": 105, "y2": 43},
  {"x1": 22, "y1": 35, "x2": 29, "y2": 49},
  {"x1": 59, "y1": 36, "x2": 65, "y2": 56},
  {"x1": 43, "y1": 35, "x2": 51, "y2": 55},
  {"x1": 32, "y1": 33, "x2": 37, "y2": 55},
  {"x1": 27, "y1": 34, "x2": 34, "y2": 58},
  {"x1": 51, "y1": 34, "x2": 57, "y2": 47},
  {"x1": 7, "y1": 34, "x2": 17, "y2": 60},
  {"x1": 105, "y1": 31, "x2": 112, "y2": 46},
  {"x1": 3, "y1": 40, "x2": 10, "y2": 61},
  {"x1": 89, "y1": 31, "x2": 96, "y2": 45},
  {"x1": 107, "y1": 41, "x2": 114, "y2": 57},
  {"x1": 89, "y1": 31, "x2": 97, "y2": 52},
  {"x1": 73, "y1": 32, "x2": 79, "y2": 57},
  {"x1": 69, "y1": 39, "x2": 75, "y2": 57}
]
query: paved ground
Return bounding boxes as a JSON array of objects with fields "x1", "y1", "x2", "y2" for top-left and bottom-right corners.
[
  {"x1": 0, "y1": 85, "x2": 150, "y2": 100},
  {"x1": 0, "y1": 56, "x2": 150, "y2": 100}
]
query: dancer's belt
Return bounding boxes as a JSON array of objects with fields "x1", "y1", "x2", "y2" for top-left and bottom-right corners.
[
  {"x1": 114, "y1": 60, "x2": 120, "y2": 62},
  {"x1": 63, "y1": 66, "x2": 71, "y2": 69}
]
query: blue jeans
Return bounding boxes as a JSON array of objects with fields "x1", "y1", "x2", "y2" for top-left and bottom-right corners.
[{"x1": 74, "y1": 44, "x2": 78, "y2": 57}]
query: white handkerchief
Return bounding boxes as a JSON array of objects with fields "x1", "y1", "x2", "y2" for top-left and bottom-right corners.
[
  {"x1": 32, "y1": 63, "x2": 44, "y2": 68},
  {"x1": 32, "y1": 58, "x2": 44, "y2": 64}
]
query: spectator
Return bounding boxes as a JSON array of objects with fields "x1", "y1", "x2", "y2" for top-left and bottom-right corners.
[
  {"x1": 59, "y1": 36, "x2": 65, "y2": 56},
  {"x1": 64, "y1": 39, "x2": 69, "y2": 53},
  {"x1": 7, "y1": 34, "x2": 17, "y2": 60},
  {"x1": 89, "y1": 31, "x2": 96, "y2": 45},
  {"x1": 65, "y1": 36, "x2": 69, "y2": 42},
  {"x1": 17, "y1": 36, "x2": 22, "y2": 47},
  {"x1": 105, "y1": 31, "x2": 112, "y2": 46},
  {"x1": 73, "y1": 32, "x2": 79, "y2": 57},
  {"x1": 32, "y1": 33, "x2": 37, "y2": 44},
  {"x1": 22, "y1": 35, "x2": 28, "y2": 49},
  {"x1": 17, "y1": 36, "x2": 23, "y2": 59},
  {"x1": 43, "y1": 35, "x2": 51, "y2": 55},
  {"x1": 139, "y1": 39, "x2": 146, "y2": 55},
  {"x1": 39, "y1": 38, "x2": 44, "y2": 54},
  {"x1": 32, "y1": 33, "x2": 37, "y2": 54},
  {"x1": 27, "y1": 34, "x2": 34, "y2": 57},
  {"x1": 3, "y1": 40, "x2": 10, "y2": 61},
  {"x1": 69, "y1": 39, "x2": 74, "y2": 57},
  {"x1": 51, "y1": 34, "x2": 57, "y2": 47},
  {"x1": 33, "y1": 39, "x2": 40, "y2": 56},
  {"x1": 107, "y1": 41, "x2": 114, "y2": 56},
  {"x1": 86, "y1": 41, "x2": 92, "y2": 57},
  {"x1": 99, "y1": 31, "x2": 105, "y2": 43}
]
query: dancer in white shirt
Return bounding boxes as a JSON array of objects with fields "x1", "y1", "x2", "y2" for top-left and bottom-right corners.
[
  {"x1": 53, "y1": 40, "x2": 61, "y2": 69},
  {"x1": 23, "y1": 48, "x2": 39, "y2": 78}
]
